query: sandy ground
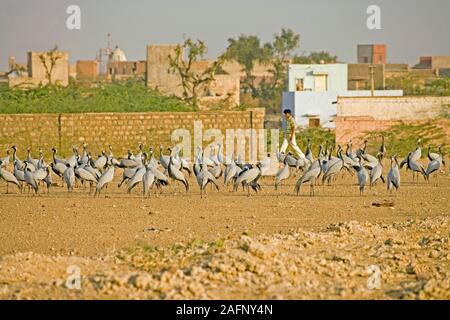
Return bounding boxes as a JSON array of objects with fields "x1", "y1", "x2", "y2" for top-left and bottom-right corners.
[{"x1": 0, "y1": 169, "x2": 449, "y2": 299}]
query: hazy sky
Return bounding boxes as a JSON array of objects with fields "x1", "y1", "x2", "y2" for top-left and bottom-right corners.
[{"x1": 1, "y1": 0, "x2": 449, "y2": 70}]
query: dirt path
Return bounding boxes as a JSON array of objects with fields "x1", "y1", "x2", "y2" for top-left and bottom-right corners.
[{"x1": 0, "y1": 172, "x2": 448, "y2": 257}]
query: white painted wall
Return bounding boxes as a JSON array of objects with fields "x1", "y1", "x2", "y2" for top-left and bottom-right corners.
[
  {"x1": 282, "y1": 90, "x2": 403, "y2": 128},
  {"x1": 287, "y1": 64, "x2": 348, "y2": 92}
]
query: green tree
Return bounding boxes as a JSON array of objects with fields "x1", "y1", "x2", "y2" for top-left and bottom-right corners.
[
  {"x1": 291, "y1": 54, "x2": 311, "y2": 64},
  {"x1": 168, "y1": 39, "x2": 225, "y2": 108},
  {"x1": 224, "y1": 35, "x2": 265, "y2": 95},
  {"x1": 293, "y1": 51, "x2": 338, "y2": 64},
  {"x1": 225, "y1": 28, "x2": 300, "y2": 108},
  {"x1": 265, "y1": 28, "x2": 300, "y2": 90}
]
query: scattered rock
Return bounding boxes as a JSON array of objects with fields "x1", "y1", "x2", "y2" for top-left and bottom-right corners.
[{"x1": 372, "y1": 200, "x2": 395, "y2": 208}]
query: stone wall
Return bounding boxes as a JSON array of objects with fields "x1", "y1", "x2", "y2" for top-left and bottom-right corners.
[
  {"x1": 335, "y1": 96, "x2": 450, "y2": 145},
  {"x1": 0, "y1": 109, "x2": 265, "y2": 160}
]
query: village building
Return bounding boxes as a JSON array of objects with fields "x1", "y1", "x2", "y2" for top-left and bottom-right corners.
[
  {"x1": 413, "y1": 55, "x2": 450, "y2": 77},
  {"x1": 8, "y1": 51, "x2": 69, "y2": 87},
  {"x1": 146, "y1": 44, "x2": 241, "y2": 110},
  {"x1": 282, "y1": 63, "x2": 403, "y2": 128}
]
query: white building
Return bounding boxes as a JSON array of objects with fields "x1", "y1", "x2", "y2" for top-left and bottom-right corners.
[{"x1": 282, "y1": 64, "x2": 403, "y2": 128}]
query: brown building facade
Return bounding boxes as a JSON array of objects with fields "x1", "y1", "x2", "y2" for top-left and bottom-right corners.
[
  {"x1": 414, "y1": 56, "x2": 450, "y2": 72},
  {"x1": 76, "y1": 60, "x2": 99, "y2": 81},
  {"x1": 106, "y1": 60, "x2": 146, "y2": 78},
  {"x1": 357, "y1": 44, "x2": 387, "y2": 64},
  {"x1": 146, "y1": 45, "x2": 240, "y2": 110},
  {"x1": 8, "y1": 51, "x2": 69, "y2": 87}
]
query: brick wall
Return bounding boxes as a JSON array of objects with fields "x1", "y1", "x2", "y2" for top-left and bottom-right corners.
[
  {"x1": 372, "y1": 44, "x2": 386, "y2": 64},
  {"x1": 335, "y1": 96, "x2": 450, "y2": 145},
  {"x1": 0, "y1": 109, "x2": 265, "y2": 159}
]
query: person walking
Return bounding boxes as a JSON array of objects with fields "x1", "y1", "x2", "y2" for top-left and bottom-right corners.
[{"x1": 280, "y1": 109, "x2": 305, "y2": 158}]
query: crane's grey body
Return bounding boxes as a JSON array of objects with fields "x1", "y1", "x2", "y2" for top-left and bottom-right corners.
[
  {"x1": 0, "y1": 160, "x2": 20, "y2": 193},
  {"x1": 370, "y1": 161, "x2": 384, "y2": 187},
  {"x1": 75, "y1": 166, "x2": 97, "y2": 192},
  {"x1": 410, "y1": 140, "x2": 422, "y2": 162},
  {"x1": 150, "y1": 166, "x2": 169, "y2": 188},
  {"x1": 294, "y1": 160, "x2": 321, "y2": 196},
  {"x1": 118, "y1": 167, "x2": 138, "y2": 188},
  {"x1": 234, "y1": 164, "x2": 262, "y2": 195},
  {"x1": 355, "y1": 163, "x2": 368, "y2": 195},
  {"x1": 208, "y1": 164, "x2": 222, "y2": 179},
  {"x1": 168, "y1": 156, "x2": 189, "y2": 192},
  {"x1": 43, "y1": 166, "x2": 53, "y2": 193},
  {"x1": 63, "y1": 164, "x2": 76, "y2": 192},
  {"x1": 94, "y1": 152, "x2": 108, "y2": 171},
  {"x1": 305, "y1": 140, "x2": 314, "y2": 163},
  {"x1": 33, "y1": 167, "x2": 48, "y2": 181},
  {"x1": 95, "y1": 165, "x2": 115, "y2": 196},
  {"x1": 142, "y1": 165, "x2": 156, "y2": 197},
  {"x1": 51, "y1": 162, "x2": 67, "y2": 178},
  {"x1": 127, "y1": 165, "x2": 146, "y2": 193},
  {"x1": 425, "y1": 155, "x2": 442, "y2": 181},
  {"x1": 407, "y1": 156, "x2": 426, "y2": 182},
  {"x1": 13, "y1": 160, "x2": 26, "y2": 186},
  {"x1": 24, "y1": 161, "x2": 39, "y2": 194},
  {"x1": 1, "y1": 150, "x2": 10, "y2": 168},
  {"x1": 322, "y1": 157, "x2": 344, "y2": 185},
  {"x1": 26, "y1": 147, "x2": 40, "y2": 169},
  {"x1": 197, "y1": 162, "x2": 219, "y2": 197},
  {"x1": 275, "y1": 160, "x2": 289, "y2": 190},
  {"x1": 387, "y1": 156, "x2": 401, "y2": 193},
  {"x1": 224, "y1": 159, "x2": 241, "y2": 186}
]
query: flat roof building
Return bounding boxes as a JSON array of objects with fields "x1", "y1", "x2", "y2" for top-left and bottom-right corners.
[{"x1": 357, "y1": 44, "x2": 386, "y2": 64}]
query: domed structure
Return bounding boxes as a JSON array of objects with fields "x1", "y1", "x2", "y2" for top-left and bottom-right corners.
[{"x1": 109, "y1": 45, "x2": 127, "y2": 62}]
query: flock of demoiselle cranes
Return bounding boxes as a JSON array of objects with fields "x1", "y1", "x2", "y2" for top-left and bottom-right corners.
[{"x1": 0, "y1": 138, "x2": 446, "y2": 197}]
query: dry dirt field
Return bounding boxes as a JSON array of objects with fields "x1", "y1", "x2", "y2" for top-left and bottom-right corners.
[{"x1": 0, "y1": 170, "x2": 449, "y2": 299}]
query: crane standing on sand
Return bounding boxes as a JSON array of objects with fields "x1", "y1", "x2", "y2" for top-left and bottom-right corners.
[
  {"x1": 387, "y1": 156, "x2": 401, "y2": 193},
  {"x1": 0, "y1": 160, "x2": 20, "y2": 193}
]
